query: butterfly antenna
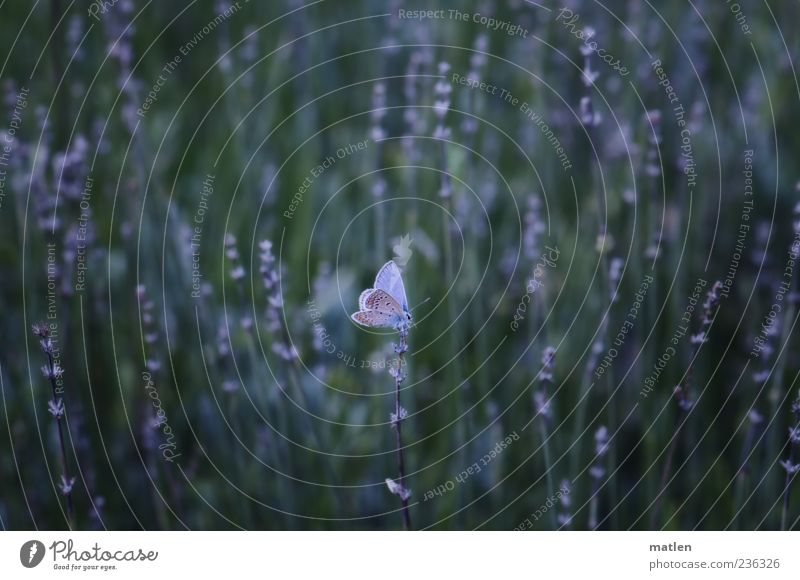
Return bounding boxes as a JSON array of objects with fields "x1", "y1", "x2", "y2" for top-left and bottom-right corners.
[{"x1": 409, "y1": 297, "x2": 430, "y2": 313}]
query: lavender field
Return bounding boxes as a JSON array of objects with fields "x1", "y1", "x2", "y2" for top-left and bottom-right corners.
[{"x1": 1, "y1": 0, "x2": 799, "y2": 531}]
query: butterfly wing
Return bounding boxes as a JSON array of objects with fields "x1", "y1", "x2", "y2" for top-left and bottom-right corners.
[
  {"x1": 351, "y1": 310, "x2": 397, "y2": 328},
  {"x1": 352, "y1": 290, "x2": 405, "y2": 328},
  {"x1": 363, "y1": 289, "x2": 404, "y2": 316},
  {"x1": 358, "y1": 288, "x2": 374, "y2": 311},
  {"x1": 374, "y1": 260, "x2": 409, "y2": 311}
]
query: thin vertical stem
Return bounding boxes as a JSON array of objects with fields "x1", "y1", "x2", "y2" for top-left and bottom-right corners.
[
  {"x1": 582, "y1": 46, "x2": 617, "y2": 523},
  {"x1": 781, "y1": 444, "x2": 797, "y2": 531},
  {"x1": 588, "y1": 426, "x2": 609, "y2": 530},
  {"x1": 766, "y1": 229, "x2": 799, "y2": 515},
  {"x1": 434, "y1": 65, "x2": 467, "y2": 499},
  {"x1": 781, "y1": 396, "x2": 800, "y2": 530},
  {"x1": 733, "y1": 411, "x2": 761, "y2": 529},
  {"x1": 439, "y1": 138, "x2": 467, "y2": 522},
  {"x1": 50, "y1": 0, "x2": 68, "y2": 146},
  {"x1": 394, "y1": 329, "x2": 412, "y2": 530},
  {"x1": 538, "y1": 416, "x2": 557, "y2": 529},
  {"x1": 588, "y1": 481, "x2": 600, "y2": 529},
  {"x1": 537, "y1": 348, "x2": 557, "y2": 528},
  {"x1": 651, "y1": 282, "x2": 721, "y2": 527},
  {"x1": 45, "y1": 348, "x2": 74, "y2": 529},
  {"x1": 651, "y1": 409, "x2": 686, "y2": 528}
]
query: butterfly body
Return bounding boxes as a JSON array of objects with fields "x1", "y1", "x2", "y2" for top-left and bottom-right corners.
[{"x1": 351, "y1": 261, "x2": 412, "y2": 331}]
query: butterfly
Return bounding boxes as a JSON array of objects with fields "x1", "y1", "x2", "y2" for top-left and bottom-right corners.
[{"x1": 351, "y1": 260, "x2": 413, "y2": 331}]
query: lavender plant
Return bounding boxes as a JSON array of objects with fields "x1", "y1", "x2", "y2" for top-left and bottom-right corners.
[
  {"x1": 780, "y1": 391, "x2": 800, "y2": 530},
  {"x1": 535, "y1": 346, "x2": 557, "y2": 529},
  {"x1": 557, "y1": 479, "x2": 572, "y2": 529},
  {"x1": 578, "y1": 26, "x2": 618, "y2": 519},
  {"x1": 385, "y1": 327, "x2": 413, "y2": 530},
  {"x1": 588, "y1": 425, "x2": 609, "y2": 530},
  {"x1": 33, "y1": 322, "x2": 75, "y2": 528},
  {"x1": 652, "y1": 281, "x2": 722, "y2": 526},
  {"x1": 588, "y1": 425, "x2": 609, "y2": 529}
]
